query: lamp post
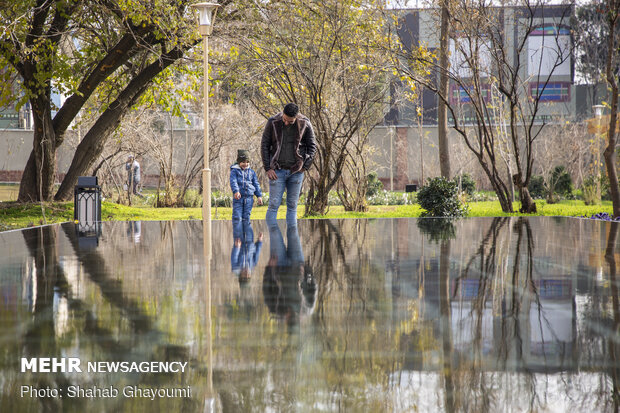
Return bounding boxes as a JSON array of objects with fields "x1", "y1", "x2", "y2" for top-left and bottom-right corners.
[
  {"x1": 191, "y1": 4, "x2": 219, "y2": 410},
  {"x1": 594, "y1": 104, "x2": 604, "y2": 200},
  {"x1": 192, "y1": 2, "x2": 219, "y2": 223}
]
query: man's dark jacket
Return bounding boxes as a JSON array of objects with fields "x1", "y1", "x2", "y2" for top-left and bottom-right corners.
[{"x1": 261, "y1": 112, "x2": 317, "y2": 173}]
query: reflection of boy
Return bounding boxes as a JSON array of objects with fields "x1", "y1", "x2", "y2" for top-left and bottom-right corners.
[
  {"x1": 262, "y1": 223, "x2": 316, "y2": 326},
  {"x1": 231, "y1": 222, "x2": 263, "y2": 284},
  {"x1": 230, "y1": 149, "x2": 263, "y2": 224}
]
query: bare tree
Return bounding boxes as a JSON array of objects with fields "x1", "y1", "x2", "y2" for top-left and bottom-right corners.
[
  {"x1": 392, "y1": 2, "x2": 573, "y2": 213},
  {"x1": 601, "y1": 0, "x2": 620, "y2": 216},
  {"x1": 223, "y1": 0, "x2": 408, "y2": 215},
  {"x1": 207, "y1": 103, "x2": 266, "y2": 196},
  {"x1": 532, "y1": 121, "x2": 591, "y2": 201},
  {"x1": 438, "y1": 0, "x2": 452, "y2": 178}
]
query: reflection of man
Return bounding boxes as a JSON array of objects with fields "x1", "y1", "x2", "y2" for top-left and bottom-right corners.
[
  {"x1": 263, "y1": 220, "x2": 316, "y2": 326},
  {"x1": 231, "y1": 221, "x2": 263, "y2": 284},
  {"x1": 261, "y1": 103, "x2": 317, "y2": 225},
  {"x1": 125, "y1": 155, "x2": 144, "y2": 197}
]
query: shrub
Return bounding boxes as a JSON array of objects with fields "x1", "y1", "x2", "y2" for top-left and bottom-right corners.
[
  {"x1": 454, "y1": 173, "x2": 476, "y2": 195},
  {"x1": 528, "y1": 175, "x2": 545, "y2": 199},
  {"x1": 417, "y1": 177, "x2": 468, "y2": 217},
  {"x1": 551, "y1": 165, "x2": 573, "y2": 197},
  {"x1": 366, "y1": 172, "x2": 383, "y2": 197},
  {"x1": 367, "y1": 190, "x2": 416, "y2": 205},
  {"x1": 211, "y1": 191, "x2": 233, "y2": 207},
  {"x1": 182, "y1": 188, "x2": 202, "y2": 207},
  {"x1": 327, "y1": 191, "x2": 342, "y2": 206},
  {"x1": 467, "y1": 191, "x2": 499, "y2": 202},
  {"x1": 582, "y1": 176, "x2": 600, "y2": 205}
]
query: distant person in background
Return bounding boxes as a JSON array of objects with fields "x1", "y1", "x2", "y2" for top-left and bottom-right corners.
[{"x1": 125, "y1": 155, "x2": 144, "y2": 197}]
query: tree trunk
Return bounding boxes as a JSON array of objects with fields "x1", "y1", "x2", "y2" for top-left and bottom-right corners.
[
  {"x1": 477, "y1": 157, "x2": 513, "y2": 213},
  {"x1": 604, "y1": 4, "x2": 620, "y2": 217},
  {"x1": 18, "y1": 99, "x2": 57, "y2": 202},
  {"x1": 17, "y1": 153, "x2": 38, "y2": 202},
  {"x1": 304, "y1": 132, "x2": 345, "y2": 216},
  {"x1": 514, "y1": 177, "x2": 537, "y2": 213},
  {"x1": 492, "y1": 180, "x2": 514, "y2": 213},
  {"x1": 437, "y1": 2, "x2": 451, "y2": 179},
  {"x1": 306, "y1": 179, "x2": 330, "y2": 216}
]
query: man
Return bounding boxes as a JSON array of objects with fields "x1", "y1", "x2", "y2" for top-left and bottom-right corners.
[
  {"x1": 261, "y1": 102, "x2": 317, "y2": 225},
  {"x1": 125, "y1": 154, "x2": 143, "y2": 197}
]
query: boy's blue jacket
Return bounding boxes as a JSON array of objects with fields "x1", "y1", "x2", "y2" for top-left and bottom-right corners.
[{"x1": 230, "y1": 164, "x2": 262, "y2": 198}]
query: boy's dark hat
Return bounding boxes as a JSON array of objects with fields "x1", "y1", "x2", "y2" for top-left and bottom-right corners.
[{"x1": 237, "y1": 149, "x2": 250, "y2": 163}]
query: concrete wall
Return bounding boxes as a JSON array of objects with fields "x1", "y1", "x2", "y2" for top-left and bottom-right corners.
[
  {"x1": 0, "y1": 128, "x2": 262, "y2": 192},
  {"x1": 368, "y1": 125, "x2": 488, "y2": 190},
  {"x1": 0, "y1": 130, "x2": 36, "y2": 182}
]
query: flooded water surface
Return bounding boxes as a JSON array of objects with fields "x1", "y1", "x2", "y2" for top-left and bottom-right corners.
[{"x1": 1, "y1": 217, "x2": 620, "y2": 412}]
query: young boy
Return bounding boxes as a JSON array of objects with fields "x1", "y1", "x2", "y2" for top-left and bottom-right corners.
[{"x1": 230, "y1": 149, "x2": 263, "y2": 224}]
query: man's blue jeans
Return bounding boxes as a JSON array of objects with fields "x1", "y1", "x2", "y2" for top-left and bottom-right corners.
[
  {"x1": 268, "y1": 221, "x2": 304, "y2": 266},
  {"x1": 266, "y1": 169, "x2": 304, "y2": 225}
]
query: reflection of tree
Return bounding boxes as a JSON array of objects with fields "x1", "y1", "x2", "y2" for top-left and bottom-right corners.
[
  {"x1": 417, "y1": 217, "x2": 457, "y2": 411},
  {"x1": 9, "y1": 223, "x2": 206, "y2": 411},
  {"x1": 62, "y1": 224, "x2": 155, "y2": 333},
  {"x1": 20, "y1": 226, "x2": 66, "y2": 412},
  {"x1": 453, "y1": 218, "x2": 511, "y2": 412},
  {"x1": 500, "y1": 218, "x2": 535, "y2": 364},
  {"x1": 304, "y1": 219, "x2": 395, "y2": 407},
  {"x1": 605, "y1": 221, "x2": 620, "y2": 410},
  {"x1": 439, "y1": 232, "x2": 455, "y2": 412}
]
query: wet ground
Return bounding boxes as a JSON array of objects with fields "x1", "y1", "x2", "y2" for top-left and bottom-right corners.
[{"x1": 1, "y1": 217, "x2": 620, "y2": 412}]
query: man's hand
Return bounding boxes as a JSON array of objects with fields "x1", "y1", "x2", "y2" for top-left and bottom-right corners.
[
  {"x1": 267, "y1": 169, "x2": 277, "y2": 180},
  {"x1": 257, "y1": 197, "x2": 263, "y2": 206},
  {"x1": 234, "y1": 192, "x2": 241, "y2": 200}
]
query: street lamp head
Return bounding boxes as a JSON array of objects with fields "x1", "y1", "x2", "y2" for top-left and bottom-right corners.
[
  {"x1": 191, "y1": 2, "x2": 220, "y2": 36},
  {"x1": 593, "y1": 104, "x2": 605, "y2": 118}
]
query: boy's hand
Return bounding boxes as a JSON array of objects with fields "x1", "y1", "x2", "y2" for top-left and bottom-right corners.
[
  {"x1": 234, "y1": 192, "x2": 241, "y2": 200},
  {"x1": 257, "y1": 197, "x2": 263, "y2": 205}
]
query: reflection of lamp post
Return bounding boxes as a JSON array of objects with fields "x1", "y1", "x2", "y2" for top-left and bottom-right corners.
[
  {"x1": 191, "y1": 3, "x2": 219, "y2": 410},
  {"x1": 594, "y1": 104, "x2": 604, "y2": 200},
  {"x1": 192, "y1": 2, "x2": 219, "y2": 223}
]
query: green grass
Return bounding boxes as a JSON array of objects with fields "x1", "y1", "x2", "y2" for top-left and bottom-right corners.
[{"x1": 0, "y1": 199, "x2": 613, "y2": 232}]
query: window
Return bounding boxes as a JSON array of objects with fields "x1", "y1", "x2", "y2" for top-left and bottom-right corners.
[
  {"x1": 449, "y1": 38, "x2": 493, "y2": 78},
  {"x1": 528, "y1": 25, "x2": 571, "y2": 77},
  {"x1": 450, "y1": 84, "x2": 491, "y2": 104},
  {"x1": 530, "y1": 82, "x2": 570, "y2": 102}
]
